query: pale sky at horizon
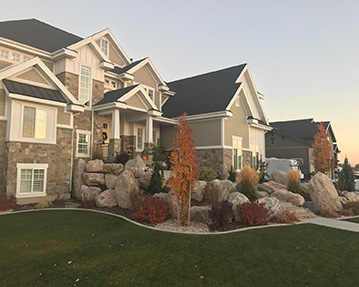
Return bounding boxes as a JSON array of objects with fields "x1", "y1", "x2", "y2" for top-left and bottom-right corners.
[{"x1": 1, "y1": 0, "x2": 358, "y2": 164}]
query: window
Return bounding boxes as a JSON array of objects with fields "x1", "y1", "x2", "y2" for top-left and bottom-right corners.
[
  {"x1": 23, "y1": 106, "x2": 47, "y2": 139},
  {"x1": 17, "y1": 163, "x2": 48, "y2": 197},
  {"x1": 79, "y1": 66, "x2": 91, "y2": 107},
  {"x1": 104, "y1": 79, "x2": 110, "y2": 87},
  {"x1": 1, "y1": 49, "x2": 9, "y2": 59},
  {"x1": 23, "y1": 55, "x2": 30, "y2": 62},
  {"x1": 148, "y1": 89, "x2": 154, "y2": 100},
  {"x1": 250, "y1": 143, "x2": 259, "y2": 168},
  {"x1": 111, "y1": 81, "x2": 117, "y2": 89},
  {"x1": 270, "y1": 137, "x2": 275, "y2": 146},
  {"x1": 76, "y1": 130, "x2": 91, "y2": 157},
  {"x1": 101, "y1": 39, "x2": 108, "y2": 56},
  {"x1": 233, "y1": 137, "x2": 242, "y2": 170},
  {"x1": 137, "y1": 128, "x2": 143, "y2": 150},
  {"x1": 12, "y1": 53, "x2": 20, "y2": 62}
]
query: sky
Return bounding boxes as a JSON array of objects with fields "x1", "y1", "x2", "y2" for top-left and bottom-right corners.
[{"x1": 1, "y1": 0, "x2": 358, "y2": 164}]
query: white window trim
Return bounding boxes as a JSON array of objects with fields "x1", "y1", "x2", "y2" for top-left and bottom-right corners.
[
  {"x1": 101, "y1": 39, "x2": 109, "y2": 57},
  {"x1": 136, "y1": 127, "x2": 144, "y2": 152},
  {"x1": 142, "y1": 85, "x2": 155, "y2": 102},
  {"x1": 16, "y1": 163, "x2": 48, "y2": 198},
  {"x1": 232, "y1": 136, "x2": 243, "y2": 171},
  {"x1": 79, "y1": 65, "x2": 92, "y2": 107},
  {"x1": 76, "y1": 130, "x2": 91, "y2": 158}
]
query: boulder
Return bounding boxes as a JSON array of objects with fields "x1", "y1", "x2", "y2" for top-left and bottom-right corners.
[
  {"x1": 258, "y1": 191, "x2": 269, "y2": 198},
  {"x1": 271, "y1": 171, "x2": 287, "y2": 185},
  {"x1": 227, "y1": 192, "x2": 250, "y2": 222},
  {"x1": 85, "y1": 159, "x2": 104, "y2": 173},
  {"x1": 115, "y1": 170, "x2": 141, "y2": 209},
  {"x1": 95, "y1": 189, "x2": 118, "y2": 207},
  {"x1": 271, "y1": 189, "x2": 305, "y2": 206},
  {"x1": 204, "y1": 180, "x2": 235, "y2": 204},
  {"x1": 105, "y1": 174, "x2": 118, "y2": 190},
  {"x1": 81, "y1": 185, "x2": 102, "y2": 201},
  {"x1": 190, "y1": 206, "x2": 211, "y2": 224},
  {"x1": 192, "y1": 181, "x2": 206, "y2": 202},
  {"x1": 257, "y1": 181, "x2": 287, "y2": 194},
  {"x1": 72, "y1": 158, "x2": 87, "y2": 200},
  {"x1": 125, "y1": 155, "x2": 146, "y2": 177},
  {"x1": 138, "y1": 170, "x2": 153, "y2": 189},
  {"x1": 342, "y1": 191, "x2": 359, "y2": 202},
  {"x1": 153, "y1": 192, "x2": 169, "y2": 202},
  {"x1": 165, "y1": 191, "x2": 180, "y2": 219},
  {"x1": 308, "y1": 172, "x2": 342, "y2": 211},
  {"x1": 299, "y1": 182, "x2": 311, "y2": 194},
  {"x1": 163, "y1": 170, "x2": 174, "y2": 183},
  {"x1": 303, "y1": 201, "x2": 321, "y2": 214},
  {"x1": 82, "y1": 172, "x2": 105, "y2": 186},
  {"x1": 256, "y1": 197, "x2": 281, "y2": 218},
  {"x1": 103, "y1": 163, "x2": 124, "y2": 176}
]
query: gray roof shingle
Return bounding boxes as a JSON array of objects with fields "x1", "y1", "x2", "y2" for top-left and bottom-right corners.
[
  {"x1": 3, "y1": 79, "x2": 66, "y2": 103},
  {"x1": 162, "y1": 64, "x2": 246, "y2": 117},
  {"x1": 111, "y1": 58, "x2": 147, "y2": 74},
  {"x1": 0, "y1": 19, "x2": 83, "y2": 52},
  {"x1": 94, "y1": 85, "x2": 139, "y2": 106}
]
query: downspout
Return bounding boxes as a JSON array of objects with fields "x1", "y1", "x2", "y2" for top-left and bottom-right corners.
[{"x1": 91, "y1": 109, "x2": 94, "y2": 159}]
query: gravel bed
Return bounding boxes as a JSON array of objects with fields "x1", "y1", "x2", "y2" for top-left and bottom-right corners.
[{"x1": 154, "y1": 219, "x2": 210, "y2": 233}]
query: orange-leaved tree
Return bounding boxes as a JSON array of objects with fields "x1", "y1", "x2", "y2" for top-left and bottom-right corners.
[
  {"x1": 169, "y1": 113, "x2": 199, "y2": 225},
  {"x1": 313, "y1": 122, "x2": 332, "y2": 173}
]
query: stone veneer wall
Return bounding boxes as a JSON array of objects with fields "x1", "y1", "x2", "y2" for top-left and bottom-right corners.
[
  {"x1": 108, "y1": 139, "x2": 121, "y2": 161},
  {"x1": 5, "y1": 128, "x2": 73, "y2": 204},
  {"x1": 0, "y1": 121, "x2": 6, "y2": 195}
]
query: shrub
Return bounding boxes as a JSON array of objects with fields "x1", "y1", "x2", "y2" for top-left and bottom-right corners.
[
  {"x1": 115, "y1": 151, "x2": 130, "y2": 165},
  {"x1": 227, "y1": 166, "x2": 237, "y2": 182},
  {"x1": 238, "y1": 202, "x2": 269, "y2": 226},
  {"x1": 148, "y1": 161, "x2": 165, "y2": 194},
  {"x1": 338, "y1": 158, "x2": 355, "y2": 191},
  {"x1": 320, "y1": 208, "x2": 340, "y2": 218},
  {"x1": 341, "y1": 209, "x2": 355, "y2": 217},
  {"x1": 131, "y1": 195, "x2": 169, "y2": 224},
  {"x1": 271, "y1": 210, "x2": 299, "y2": 224},
  {"x1": 238, "y1": 166, "x2": 259, "y2": 202},
  {"x1": 198, "y1": 167, "x2": 217, "y2": 182},
  {"x1": 344, "y1": 201, "x2": 359, "y2": 215},
  {"x1": 286, "y1": 170, "x2": 301, "y2": 194},
  {"x1": 35, "y1": 201, "x2": 53, "y2": 209},
  {"x1": 0, "y1": 195, "x2": 16, "y2": 211},
  {"x1": 209, "y1": 201, "x2": 234, "y2": 230}
]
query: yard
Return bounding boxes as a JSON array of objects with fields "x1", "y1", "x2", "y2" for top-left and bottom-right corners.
[{"x1": 1, "y1": 210, "x2": 359, "y2": 287}]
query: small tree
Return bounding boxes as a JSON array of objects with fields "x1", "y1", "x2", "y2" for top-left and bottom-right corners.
[
  {"x1": 338, "y1": 157, "x2": 355, "y2": 192},
  {"x1": 313, "y1": 122, "x2": 332, "y2": 173},
  {"x1": 169, "y1": 113, "x2": 199, "y2": 225}
]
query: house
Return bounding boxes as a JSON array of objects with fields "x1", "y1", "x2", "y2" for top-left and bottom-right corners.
[
  {"x1": 0, "y1": 18, "x2": 271, "y2": 204},
  {"x1": 265, "y1": 119, "x2": 340, "y2": 179}
]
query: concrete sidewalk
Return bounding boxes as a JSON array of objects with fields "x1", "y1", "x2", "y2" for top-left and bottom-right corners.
[{"x1": 302, "y1": 217, "x2": 359, "y2": 232}]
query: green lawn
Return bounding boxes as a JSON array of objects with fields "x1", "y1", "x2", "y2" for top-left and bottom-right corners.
[
  {"x1": 343, "y1": 216, "x2": 359, "y2": 224},
  {"x1": 1, "y1": 210, "x2": 359, "y2": 287}
]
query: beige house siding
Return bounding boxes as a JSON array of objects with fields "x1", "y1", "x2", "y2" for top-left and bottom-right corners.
[
  {"x1": 109, "y1": 43, "x2": 127, "y2": 66},
  {"x1": 0, "y1": 60, "x2": 12, "y2": 70},
  {"x1": 0, "y1": 89, "x2": 5, "y2": 116},
  {"x1": 15, "y1": 68, "x2": 49, "y2": 86},
  {"x1": 189, "y1": 119, "x2": 221, "y2": 147},
  {"x1": 133, "y1": 65, "x2": 157, "y2": 88},
  {"x1": 160, "y1": 125, "x2": 177, "y2": 148},
  {"x1": 225, "y1": 100, "x2": 249, "y2": 148},
  {"x1": 125, "y1": 93, "x2": 147, "y2": 110}
]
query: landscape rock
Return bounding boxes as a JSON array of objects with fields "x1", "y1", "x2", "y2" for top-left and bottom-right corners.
[
  {"x1": 190, "y1": 206, "x2": 211, "y2": 224},
  {"x1": 271, "y1": 189, "x2": 305, "y2": 206},
  {"x1": 258, "y1": 191, "x2": 269, "y2": 198},
  {"x1": 138, "y1": 170, "x2": 153, "y2": 189},
  {"x1": 105, "y1": 174, "x2": 119, "y2": 190},
  {"x1": 271, "y1": 170, "x2": 287, "y2": 185},
  {"x1": 299, "y1": 182, "x2": 311, "y2": 194},
  {"x1": 204, "y1": 180, "x2": 236, "y2": 204},
  {"x1": 341, "y1": 191, "x2": 359, "y2": 202},
  {"x1": 82, "y1": 172, "x2": 105, "y2": 186},
  {"x1": 192, "y1": 181, "x2": 206, "y2": 202},
  {"x1": 125, "y1": 155, "x2": 146, "y2": 177},
  {"x1": 72, "y1": 158, "x2": 87, "y2": 200},
  {"x1": 308, "y1": 172, "x2": 342, "y2": 211},
  {"x1": 95, "y1": 189, "x2": 118, "y2": 207},
  {"x1": 165, "y1": 191, "x2": 181, "y2": 219},
  {"x1": 81, "y1": 185, "x2": 102, "y2": 201},
  {"x1": 303, "y1": 201, "x2": 321, "y2": 214},
  {"x1": 115, "y1": 170, "x2": 141, "y2": 209},
  {"x1": 257, "y1": 181, "x2": 287, "y2": 194},
  {"x1": 103, "y1": 163, "x2": 124, "y2": 175},
  {"x1": 85, "y1": 159, "x2": 104, "y2": 173},
  {"x1": 227, "y1": 192, "x2": 250, "y2": 221},
  {"x1": 256, "y1": 197, "x2": 281, "y2": 218},
  {"x1": 153, "y1": 192, "x2": 169, "y2": 202}
]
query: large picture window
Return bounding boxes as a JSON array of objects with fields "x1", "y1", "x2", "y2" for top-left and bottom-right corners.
[
  {"x1": 17, "y1": 163, "x2": 48, "y2": 198},
  {"x1": 233, "y1": 137, "x2": 242, "y2": 170},
  {"x1": 137, "y1": 128, "x2": 143, "y2": 151},
  {"x1": 23, "y1": 106, "x2": 47, "y2": 139},
  {"x1": 250, "y1": 143, "x2": 259, "y2": 168},
  {"x1": 79, "y1": 66, "x2": 91, "y2": 107}
]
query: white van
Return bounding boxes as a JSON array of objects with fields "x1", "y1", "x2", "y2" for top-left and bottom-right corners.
[{"x1": 266, "y1": 157, "x2": 304, "y2": 179}]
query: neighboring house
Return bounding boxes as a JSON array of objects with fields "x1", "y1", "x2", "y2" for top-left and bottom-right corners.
[
  {"x1": 265, "y1": 118, "x2": 340, "y2": 179},
  {"x1": 0, "y1": 19, "x2": 271, "y2": 204}
]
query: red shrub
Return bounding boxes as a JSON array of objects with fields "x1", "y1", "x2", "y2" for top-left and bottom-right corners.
[
  {"x1": 209, "y1": 201, "x2": 234, "y2": 231},
  {"x1": 131, "y1": 195, "x2": 169, "y2": 224},
  {"x1": 0, "y1": 195, "x2": 17, "y2": 211},
  {"x1": 238, "y1": 202, "x2": 269, "y2": 226}
]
